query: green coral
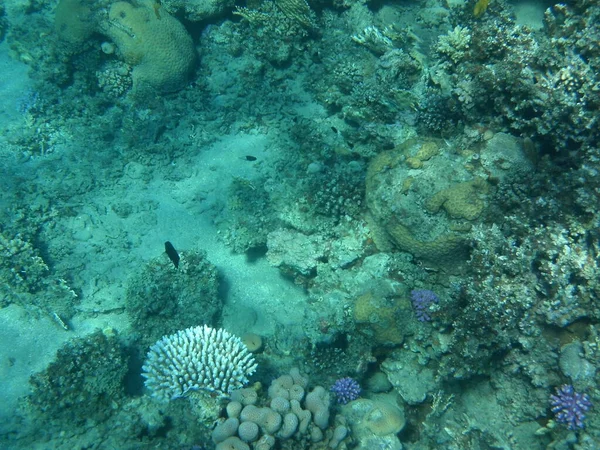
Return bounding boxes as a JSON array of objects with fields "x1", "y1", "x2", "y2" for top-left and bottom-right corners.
[{"x1": 385, "y1": 220, "x2": 469, "y2": 263}]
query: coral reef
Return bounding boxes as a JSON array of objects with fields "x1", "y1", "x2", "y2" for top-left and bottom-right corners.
[
  {"x1": 330, "y1": 377, "x2": 361, "y2": 405},
  {"x1": 0, "y1": 205, "x2": 79, "y2": 323},
  {"x1": 213, "y1": 368, "x2": 349, "y2": 449},
  {"x1": 125, "y1": 250, "x2": 221, "y2": 346},
  {"x1": 550, "y1": 385, "x2": 592, "y2": 430},
  {"x1": 27, "y1": 329, "x2": 128, "y2": 424},
  {"x1": 2, "y1": 0, "x2": 600, "y2": 448},
  {"x1": 162, "y1": 0, "x2": 235, "y2": 22},
  {"x1": 142, "y1": 325, "x2": 257, "y2": 401}
]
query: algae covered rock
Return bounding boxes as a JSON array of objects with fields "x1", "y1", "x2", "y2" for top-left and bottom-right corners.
[
  {"x1": 28, "y1": 328, "x2": 128, "y2": 424},
  {"x1": 366, "y1": 138, "x2": 481, "y2": 265},
  {"x1": 341, "y1": 394, "x2": 405, "y2": 449},
  {"x1": 125, "y1": 249, "x2": 221, "y2": 346},
  {"x1": 381, "y1": 349, "x2": 438, "y2": 405},
  {"x1": 353, "y1": 291, "x2": 409, "y2": 346},
  {"x1": 162, "y1": 0, "x2": 235, "y2": 22},
  {"x1": 101, "y1": 0, "x2": 196, "y2": 94},
  {"x1": 55, "y1": 0, "x2": 97, "y2": 47}
]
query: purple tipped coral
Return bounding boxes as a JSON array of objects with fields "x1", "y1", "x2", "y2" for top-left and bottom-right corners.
[
  {"x1": 550, "y1": 385, "x2": 592, "y2": 430},
  {"x1": 410, "y1": 289, "x2": 439, "y2": 322},
  {"x1": 331, "y1": 377, "x2": 361, "y2": 404}
]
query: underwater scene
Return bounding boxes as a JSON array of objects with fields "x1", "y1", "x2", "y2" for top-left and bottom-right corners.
[{"x1": 0, "y1": 0, "x2": 598, "y2": 448}]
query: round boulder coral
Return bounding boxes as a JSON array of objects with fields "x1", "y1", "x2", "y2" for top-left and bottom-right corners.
[{"x1": 102, "y1": 1, "x2": 196, "y2": 95}]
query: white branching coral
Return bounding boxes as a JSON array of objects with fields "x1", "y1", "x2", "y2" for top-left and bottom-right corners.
[
  {"x1": 435, "y1": 25, "x2": 472, "y2": 64},
  {"x1": 352, "y1": 26, "x2": 394, "y2": 55},
  {"x1": 142, "y1": 325, "x2": 257, "y2": 401}
]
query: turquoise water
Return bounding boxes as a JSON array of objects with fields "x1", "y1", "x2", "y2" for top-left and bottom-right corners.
[{"x1": 0, "y1": 0, "x2": 598, "y2": 448}]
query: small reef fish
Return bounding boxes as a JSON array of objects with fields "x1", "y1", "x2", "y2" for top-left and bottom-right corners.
[
  {"x1": 474, "y1": 0, "x2": 490, "y2": 18},
  {"x1": 164, "y1": 241, "x2": 180, "y2": 268}
]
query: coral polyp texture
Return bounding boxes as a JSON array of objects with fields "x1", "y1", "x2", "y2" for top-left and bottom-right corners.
[
  {"x1": 330, "y1": 377, "x2": 361, "y2": 405},
  {"x1": 410, "y1": 289, "x2": 439, "y2": 322},
  {"x1": 550, "y1": 385, "x2": 592, "y2": 430},
  {"x1": 142, "y1": 325, "x2": 257, "y2": 401},
  {"x1": 102, "y1": 1, "x2": 197, "y2": 95}
]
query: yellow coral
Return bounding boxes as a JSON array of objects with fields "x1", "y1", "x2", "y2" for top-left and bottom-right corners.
[
  {"x1": 366, "y1": 143, "x2": 472, "y2": 265},
  {"x1": 405, "y1": 157, "x2": 423, "y2": 169},
  {"x1": 354, "y1": 292, "x2": 406, "y2": 345},
  {"x1": 426, "y1": 178, "x2": 489, "y2": 221},
  {"x1": 415, "y1": 141, "x2": 439, "y2": 161},
  {"x1": 386, "y1": 220, "x2": 468, "y2": 263},
  {"x1": 104, "y1": 1, "x2": 196, "y2": 94},
  {"x1": 404, "y1": 141, "x2": 439, "y2": 169},
  {"x1": 273, "y1": 0, "x2": 316, "y2": 28}
]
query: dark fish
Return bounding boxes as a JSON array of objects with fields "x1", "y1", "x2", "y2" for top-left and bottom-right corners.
[
  {"x1": 165, "y1": 241, "x2": 180, "y2": 268},
  {"x1": 244, "y1": 155, "x2": 257, "y2": 161}
]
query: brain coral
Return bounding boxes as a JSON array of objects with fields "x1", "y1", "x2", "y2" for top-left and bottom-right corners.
[{"x1": 102, "y1": 1, "x2": 196, "y2": 94}]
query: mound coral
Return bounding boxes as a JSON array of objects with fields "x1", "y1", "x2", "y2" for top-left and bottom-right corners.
[{"x1": 102, "y1": 1, "x2": 196, "y2": 94}]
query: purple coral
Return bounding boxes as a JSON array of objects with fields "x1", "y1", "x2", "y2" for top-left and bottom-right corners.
[
  {"x1": 331, "y1": 377, "x2": 361, "y2": 404},
  {"x1": 410, "y1": 289, "x2": 439, "y2": 322},
  {"x1": 550, "y1": 385, "x2": 592, "y2": 430}
]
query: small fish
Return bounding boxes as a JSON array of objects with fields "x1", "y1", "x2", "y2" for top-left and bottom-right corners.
[
  {"x1": 164, "y1": 241, "x2": 180, "y2": 268},
  {"x1": 243, "y1": 155, "x2": 257, "y2": 161},
  {"x1": 473, "y1": 0, "x2": 490, "y2": 18}
]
